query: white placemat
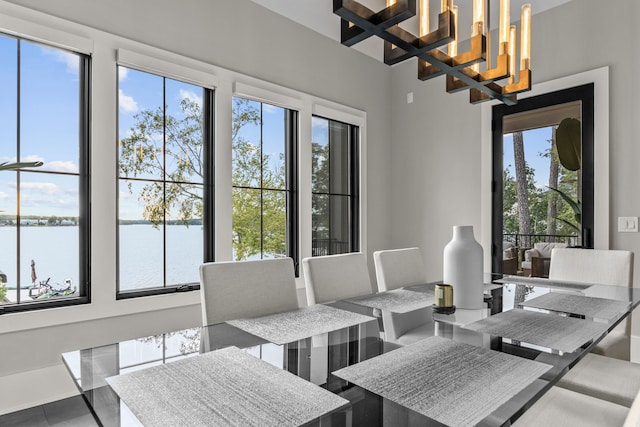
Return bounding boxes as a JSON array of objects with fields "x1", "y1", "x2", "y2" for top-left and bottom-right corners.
[
  {"x1": 520, "y1": 292, "x2": 630, "y2": 321},
  {"x1": 496, "y1": 275, "x2": 593, "y2": 290},
  {"x1": 333, "y1": 336, "x2": 551, "y2": 427},
  {"x1": 227, "y1": 304, "x2": 375, "y2": 345},
  {"x1": 345, "y1": 289, "x2": 434, "y2": 313},
  {"x1": 463, "y1": 309, "x2": 610, "y2": 353},
  {"x1": 106, "y1": 346, "x2": 349, "y2": 427}
]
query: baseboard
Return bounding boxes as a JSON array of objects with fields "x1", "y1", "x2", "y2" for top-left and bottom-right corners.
[{"x1": 0, "y1": 364, "x2": 79, "y2": 415}]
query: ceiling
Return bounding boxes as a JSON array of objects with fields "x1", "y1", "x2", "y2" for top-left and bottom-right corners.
[{"x1": 251, "y1": 0, "x2": 572, "y2": 62}]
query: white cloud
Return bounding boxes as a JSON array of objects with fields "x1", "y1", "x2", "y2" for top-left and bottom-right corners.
[
  {"x1": 46, "y1": 161, "x2": 78, "y2": 174},
  {"x1": 179, "y1": 89, "x2": 202, "y2": 108},
  {"x1": 118, "y1": 66, "x2": 129, "y2": 82},
  {"x1": 119, "y1": 89, "x2": 139, "y2": 113},
  {"x1": 262, "y1": 104, "x2": 280, "y2": 114},
  {"x1": 19, "y1": 182, "x2": 60, "y2": 195},
  {"x1": 22, "y1": 155, "x2": 46, "y2": 163},
  {"x1": 42, "y1": 47, "x2": 79, "y2": 75}
]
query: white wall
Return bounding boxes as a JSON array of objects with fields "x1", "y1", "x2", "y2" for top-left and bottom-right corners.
[
  {"x1": 389, "y1": 0, "x2": 640, "y2": 356},
  {"x1": 0, "y1": 0, "x2": 393, "y2": 414}
]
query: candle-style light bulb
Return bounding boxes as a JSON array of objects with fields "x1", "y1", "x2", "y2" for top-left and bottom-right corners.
[
  {"x1": 448, "y1": 5, "x2": 458, "y2": 56},
  {"x1": 520, "y1": 4, "x2": 531, "y2": 70},
  {"x1": 499, "y1": 0, "x2": 510, "y2": 54},
  {"x1": 420, "y1": 0, "x2": 430, "y2": 36},
  {"x1": 508, "y1": 24, "x2": 517, "y2": 83},
  {"x1": 441, "y1": 0, "x2": 452, "y2": 13},
  {"x1": 472, "y1": 0, "x2": 485, "y2": 36}
]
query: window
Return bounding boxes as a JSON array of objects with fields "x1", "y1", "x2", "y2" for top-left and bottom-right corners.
[
  {"x1": 231, "y1": 97, "x2": 298, "y2": 265},
  {"x1": 311, "y1": 116, "x2": 359, "y2": 256},
  {"x1": 0, "y1": 34, "x2": 90, "y2": 313},
  {"x1": 117, "y1": 66, "x2": 213, "y2": 297},
  {"x1": 492, "y1": 84, "x2": 594, "y2": 274}
]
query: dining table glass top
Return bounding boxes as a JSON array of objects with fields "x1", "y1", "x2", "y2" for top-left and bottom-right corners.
[{"x1": 62, "y1": 276, "x2": 640, "y2": 427}]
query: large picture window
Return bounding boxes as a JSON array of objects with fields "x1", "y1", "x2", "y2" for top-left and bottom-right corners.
[
  {"x1": 117, "y1": 66, "x2": 213, "y2": 296},
  {"x1": 311, "y1": 116, "x2": 359, "y2": 256},
  {"x1": 0, "y1": 34, "x2": 90, "y2": 312},
  {"x1": 231, "y1": 97, "x2": 298, "y2": 265}
]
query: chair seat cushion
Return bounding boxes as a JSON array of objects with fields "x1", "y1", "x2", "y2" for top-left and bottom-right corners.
[
  {"x1": 514, "y1": 386, "x2": 628, "y2": 426},
  {"x1": 557, "y1": 353, "x2": 640, "y2": 407}
]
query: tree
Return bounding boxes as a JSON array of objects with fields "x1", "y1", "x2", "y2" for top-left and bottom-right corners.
[
  {"x1": 545, "y1": 127, "x2": 559, "y2": 239},
  {"x1": 120, "y1": 98, "x2": 204, "y2": 226},
  {"x1": 119, "y1": 96, "x2": 287, "y2": 260},
  {"x1": 513, "y1": 131, "x2": 532, "y2": 248}
]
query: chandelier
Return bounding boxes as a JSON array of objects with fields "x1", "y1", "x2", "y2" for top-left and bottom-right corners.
[{"x1": 334, "y1": 0, "x2": 532, "y2": 105}]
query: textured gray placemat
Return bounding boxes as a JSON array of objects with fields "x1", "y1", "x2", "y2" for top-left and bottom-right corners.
[
  {"x1": 463, "y1": 309, "x2": 610, "y2": 353},
  {"x1": 106, "y1": 346, "x2": 349, "y2": 427},
  {"x1": 333, "y1": 336, "x2": 551, "y2": 427},
  {"x1": 346, "y1": 289, "x2": 434, "y2": 313},
  {"x1": 496, "y1": 276, "x2": 592, "y2": 290},
  {"x1": 521, "y1": 292, "x2": 630, "y2": 321},
  {"x1": 227, "y1": 304, "x2": 375, "y2": 345}
]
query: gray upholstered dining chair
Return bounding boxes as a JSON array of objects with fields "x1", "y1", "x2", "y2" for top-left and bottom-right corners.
[
  {"x1": 301, "y1": 252, "x2": 373, "y2": 305},
  {"x1": 549, "y1": 248, "x2": 634, "y2": 360},
  {"x1": 373, "y1": 247, "x2": 427, "y2": 291},
  {"x1": 199, "y1": 257, "x2": 299, "y2": 326},
  {"x1": 373, "y1": 247, "x2": 433, "y2": 345},
  {"x1": 514, "y1": 386, "x2": 632, "y2": 426},
  {"x1": 546, "y1": 248, "x2": 640, "y2": 411}
]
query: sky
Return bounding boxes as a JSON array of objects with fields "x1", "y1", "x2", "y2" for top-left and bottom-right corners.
[
  {"x1": 503, "y1": 126, "x2": 554, "y2": 189},
  {"x1": 0, "y1": 36, "x2": 81, "y2": 218}
]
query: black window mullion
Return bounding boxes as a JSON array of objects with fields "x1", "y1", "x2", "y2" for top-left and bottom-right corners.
[
  {"x1": 286, "y1": 110, "x2": 299, "y2": 273},
  {"x1": 16, "y1": 39, "x2": 21, "y2": 303},
  {"x1": 350, "y1": 125, "x2": 360, "y2": 252},
  {"x1": 202, "y1": 88, "x2": 215, "y2": 263},
  {"x1": 162, "y1": 78, "x2": 168, "y2": 288}
]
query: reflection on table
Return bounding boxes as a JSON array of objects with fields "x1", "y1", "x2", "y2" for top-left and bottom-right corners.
[{"x1": 62, "y1": 278, "x2": 640, "y2": 426}]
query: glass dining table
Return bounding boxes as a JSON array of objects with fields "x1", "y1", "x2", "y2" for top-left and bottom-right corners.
[{"x1": 62, "y1": 276, "x2": 640, "y2": 426}]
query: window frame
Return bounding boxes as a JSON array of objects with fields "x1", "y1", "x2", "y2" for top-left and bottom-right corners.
[
  {"x1": 490, "y1": 83, "x2": 595, "y2": 274},
  {"x1": 311, "y1": 115, "x2": 360, "y2": 256},
  {"x1": 230, "y1": 97, "x2": 299, "y2": 271},
  {"x1": 0, "y1": 34, "x2": 91, "y2": 314},
  {"x1": 115, "y1": 66, "x2": 215, "y2": 299}
]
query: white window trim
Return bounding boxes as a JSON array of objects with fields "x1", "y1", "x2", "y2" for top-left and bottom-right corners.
[
  {"x1": 0, "y1": 1, "x2": 368, "y2": 332},
  {"x1": 117, "y1": 48, "x2": 218, "y2": 90}
]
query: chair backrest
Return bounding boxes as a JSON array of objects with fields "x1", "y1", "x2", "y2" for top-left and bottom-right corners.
[
  {"x1": 302, "y1": 252, "x2": 373, "y2": 305},
  {"x1": 624, "y1": 387, "x2": 640, "y2": 427},
  {"x1": 373, "y1": 247, "x2": 427, "y2": 292},
  {"x1": 549, "y1": 248, "x2": 634, "y2": 288},
  {"x1": 199, "y1": 257, "x2": 299, "y2": 326}
]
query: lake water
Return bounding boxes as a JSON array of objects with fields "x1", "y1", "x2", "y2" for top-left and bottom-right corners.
[{"x1": 0, "y1": 224, "x2": 203, "y2": 297}]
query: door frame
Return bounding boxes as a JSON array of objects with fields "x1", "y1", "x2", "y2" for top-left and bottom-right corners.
[{"x1": 480, "y1": 67, "x2": 610, "y2": 273}]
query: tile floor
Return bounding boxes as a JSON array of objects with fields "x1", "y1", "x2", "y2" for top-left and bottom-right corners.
[{"x1": 0, "y1": 396, "x2": 97, "y2": 426}]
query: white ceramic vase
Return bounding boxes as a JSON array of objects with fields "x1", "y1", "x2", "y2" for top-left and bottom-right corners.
[{"x1": 443, "y1": 225, "x2": 484, "y2": 309}]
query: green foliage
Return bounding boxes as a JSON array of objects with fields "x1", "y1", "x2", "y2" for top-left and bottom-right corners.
[
  {"x1": 119, "y1": 96, "x2": 288, "y2": 261},
  {"x1": 556, "y1": 118, "x2": 581, "y2": 171},
  {"x1": 503, "y1": 135, "x2": 580, "y2": 239},
  {"x1": 231, "y1": 99, "x2": 287, "y2": 260},
  {"x1": 0, "y1": 277, "x2": 6, "y2": 302},
  {"x1": 311, "y1": 141, "x2": 330, "y2": 239},
  {"x1": 547, "y1": 185, "x2": 581, "y2": 232},
  {"x1": 120, "y1": 98, "x2": 204, "y2": 227}
]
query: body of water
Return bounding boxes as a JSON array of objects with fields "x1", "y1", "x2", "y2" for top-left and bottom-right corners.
[{"x1": 0, "y1": 224, "x2": 203, "y2": 299}]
